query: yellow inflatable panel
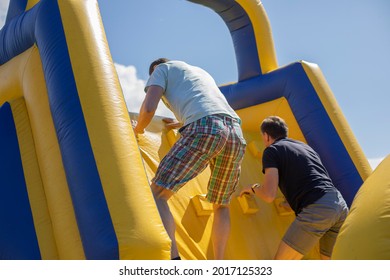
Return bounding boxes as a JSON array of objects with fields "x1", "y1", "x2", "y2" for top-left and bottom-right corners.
[
  {"x1": 332, "y1": 155, "x2": 390, "y2": 259},
  {"x1": 302, "y1": 62, "x2": 372, "y2": 180},
  {"x1": 1, "y1": 0, "x2": 170, "y2": 259},
  {"x1": 0, "y1": 47, "x2": 84, "y2": 259},
  {"x1": 9, "y1": 97, "x2": 58, "y2": 260},
  {"x1": 131, "y1": 104, "x2": 321, "y2": 260},
  {"x1": 1, "y1": 0, "x2": 382, "y2": 260}
]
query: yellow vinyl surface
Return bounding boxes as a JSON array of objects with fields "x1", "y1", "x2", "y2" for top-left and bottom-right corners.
[
  {"x1": 333, "y1": 155, "x2": 390, "y2": 259},
  {"x1": 131, "y1": 107, "x2": 321, "y2": 260}
]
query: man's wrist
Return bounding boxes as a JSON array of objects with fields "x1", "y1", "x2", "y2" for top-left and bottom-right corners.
[{"x1": 134, "y1": 126, "x2": 145, "y2": 134}]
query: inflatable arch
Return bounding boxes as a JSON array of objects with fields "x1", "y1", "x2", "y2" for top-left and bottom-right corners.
[{"x1": 0, "y1": 0, "x2": 379, "y2": 259}]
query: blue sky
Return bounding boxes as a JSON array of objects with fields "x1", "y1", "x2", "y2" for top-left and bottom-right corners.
[
  {"x1": 98, "y1": 0, "x2": 390, "y2": 168},
  {"x1": 1, "y1": 0, "x2": 389, "y2": 168}
]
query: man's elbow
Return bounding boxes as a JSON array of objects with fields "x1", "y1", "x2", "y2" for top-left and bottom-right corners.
[
  {"x1": 144, "y1": 104, "x2": 157, "y2": 114},
  {"x1": 145, "y1": 108, "x2": 156, "y2": 114}
]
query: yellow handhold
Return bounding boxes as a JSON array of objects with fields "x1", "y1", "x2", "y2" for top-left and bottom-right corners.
[
  {"x1": 274, "y1": 197, "x2": 294, "y2": 216},
  {"x1": 191, "y1": 194, "x2": 213, "y2": 216},
  {"x1": 237, "y1": 194, "x2": 259, "y2": 214}
]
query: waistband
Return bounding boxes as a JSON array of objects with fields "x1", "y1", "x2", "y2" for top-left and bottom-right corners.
[
  {"x1": 179, "y1": 114, "x2": 241, "y2": 133},
  {"x1": 207, "y1": 114, "x2": 241, "y2": 124}
]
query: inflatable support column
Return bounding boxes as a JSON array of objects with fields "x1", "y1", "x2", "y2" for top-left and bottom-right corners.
[{"x1": 0, "y1": 0, "x2": 170, "y2": 260}]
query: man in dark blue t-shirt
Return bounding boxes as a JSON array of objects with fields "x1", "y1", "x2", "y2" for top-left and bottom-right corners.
[{"x1": 240, "y1": 116, "x2": 348, "y2": 259}]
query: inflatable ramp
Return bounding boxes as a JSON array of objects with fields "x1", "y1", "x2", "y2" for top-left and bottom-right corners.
[
  {"x1": 132, "y1": 111, "x2": 320, "y2": 259},
  {"x1": 0, "y1": 0, "x2": 380, "y2": 259}
]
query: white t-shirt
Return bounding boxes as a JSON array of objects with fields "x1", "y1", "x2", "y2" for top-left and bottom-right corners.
[{"x1": 145, "y1": 60, "x2": 240, "y2": 126}]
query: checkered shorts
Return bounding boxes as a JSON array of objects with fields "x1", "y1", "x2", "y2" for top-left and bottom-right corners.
[{"x1": 152, "y1": 114, "x2": 246, "y2": 205}]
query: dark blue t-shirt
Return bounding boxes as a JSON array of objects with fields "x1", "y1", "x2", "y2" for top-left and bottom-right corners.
[{"x1": 262, "y1": 138, "x2": 336, "y2": 214}]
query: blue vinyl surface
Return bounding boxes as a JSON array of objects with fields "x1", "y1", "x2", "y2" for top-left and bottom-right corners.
[{"x1": 0, "y1": 102, "x2": 41, "y2": 260}]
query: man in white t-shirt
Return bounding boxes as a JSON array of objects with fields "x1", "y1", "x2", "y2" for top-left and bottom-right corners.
[{"x1": 132, "y1": 58, "x2": 246, "y2": 259}]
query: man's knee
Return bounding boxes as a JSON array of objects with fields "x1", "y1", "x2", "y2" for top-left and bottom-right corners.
[
  {"x1": 274, "y1": 241, "x2": 303, "y2": 260},
  {"x1": 213, "y1": 204, "x2": 230, "y2": 211}
]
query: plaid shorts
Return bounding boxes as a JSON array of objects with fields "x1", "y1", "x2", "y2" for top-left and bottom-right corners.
[{"x1": 152, "y1": 114, "x2": 246, "y2": 205}]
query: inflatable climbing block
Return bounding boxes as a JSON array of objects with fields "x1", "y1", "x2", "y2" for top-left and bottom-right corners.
[
  {"x1": 274, "y1": 197, "x2": 294, "y2": 216},
  {"x1": 237, "y1": 194, "x2": 259, "y2": 214},
  {"x1": 191, "y1": 195, "x2": 213, "y2": 216}
]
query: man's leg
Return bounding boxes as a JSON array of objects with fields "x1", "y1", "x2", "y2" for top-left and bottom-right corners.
[
  {"x1": 150, "y1": 182, "x2": 179, "y2": 259},
  {"x1": 212, "y1": 204, "x2": 230, "y2": 260},
  {"x1": 275, "y1": 240, "x2": 330, "y2": 260},
  {"x1": 207, "y1": 117, "x2": 246, "y2": 260},
  {"x1": 274, "y1": 241, "x2": 304, "y2": 260}
]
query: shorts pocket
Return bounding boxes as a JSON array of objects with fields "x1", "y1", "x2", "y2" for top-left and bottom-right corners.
[{"x1": 232, "y1": 122, "x2": 247, "y2": 145}]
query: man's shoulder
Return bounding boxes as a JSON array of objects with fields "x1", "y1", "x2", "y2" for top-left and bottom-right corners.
[
  {"x1": 164, "y1": 60, "x2": 186, "y2": 68},
  {"x1": 156, "y1": 60, "x2": 191, "y2": 75},
  {"x1": 276, "y1": 137, "x2": 305, "y2": 146},
  {"x1": 271, "y1": 138, "x2": 311, "y2": 154}
]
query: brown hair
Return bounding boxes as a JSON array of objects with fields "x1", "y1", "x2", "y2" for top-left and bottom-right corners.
[
  {"x1": 260, "y1": 116, "x2": 288, "y2": 139},
  {"x1": 149, "y1": 58, "x2": 169, "y2": 75}
]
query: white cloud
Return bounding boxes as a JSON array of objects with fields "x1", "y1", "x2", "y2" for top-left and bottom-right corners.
[
  {"x1": 114, "y1": 63, "x2": 174, "y2": 118},
  {"x1": 0, "y1": 0, "x2": 9, "y2": 28},
  {"x1": 368, "y1": 157, "x2": 385, "y2": 170},
  {"x1": 113, "y1": 67, "x2": 390, "y2": 169}
]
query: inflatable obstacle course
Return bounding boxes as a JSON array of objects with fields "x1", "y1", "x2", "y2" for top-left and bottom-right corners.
[{"x1": 1, "y1": 0, "x2": 385, "y2": 260}]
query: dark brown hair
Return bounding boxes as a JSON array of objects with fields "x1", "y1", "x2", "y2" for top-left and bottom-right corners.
[
  {"x1": 149, "y1": 58, "x2": 169, "y2": 75},
  {"x1": 260, "y1": 116, "x2": 288, "y2": 139}
]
